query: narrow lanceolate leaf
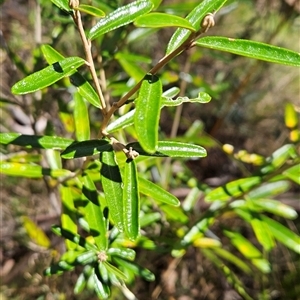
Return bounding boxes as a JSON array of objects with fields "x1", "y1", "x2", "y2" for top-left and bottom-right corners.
[
  {"x1": 50, "y1": 0, "x2": 71, "y2": 12},
  {"x1": 41, "y1": 45, "x2": 101, "y2": 108},
  {"x1": 134, "y1": 13, "x2": 196, "y2": 31},
  {"x1": 260, "y1": 215, "x2": 300, "y2": 254},
  {"x1": 134, "y1": 74, "x2": 162, "y2": 153},
  {"x1": 81, "y1": 173, "x2": 108, "y2": 250},
  {"x1": 205, "y1": 177, "x2": 261, "y2": 202},
  {"x1": 138, "y1": 176, "x2": 180, "y2": 206},
  {"x1": 74, "y1": 92, "x2": 90, "y2": 141},
  {"x1": 61, "y1": 139, "x2": 112, "y2": 159},
  {"x1": 103, "y1": 261, "x2": 128, "y2": 281},
  {"x1": 162, "y1": 92, "x2": 211, "y2": 106},
  {"x1": 123, "y1": 160, "x2": 140, "y2": 240},
  {"x1": 283, "y1": 164, "x2": 300, "y2": 185},
  {"x1": 0, "y1": 162, "x2": 71, "y2": 178},
  {"x1": 195, "y1": 37, "x2": 300, "y2": 67},
  {"x1": 12, "y1": 57, "x2": 86, "y2": 94},
  {"x1": 166, "y1": 0, "x2": 227, "y2": 54},
  {"x1": 100, "y1": 150, "x2": 124, "y2": 232},
  {"x1": 93, "y1": 268, "x2": 110, "y2": 299},
  {"x1": 88, "y1": 0, "x2": 154, "y2": 40},
  {"x1": 0, "y1": 132, "x2": 73, "y2": 150},
  {"x1": 76, "y1": 4, "x2": 105, "y2": 17},
  {"x1": 126, "y1": 141, "x2": 207, "y2": 158}
]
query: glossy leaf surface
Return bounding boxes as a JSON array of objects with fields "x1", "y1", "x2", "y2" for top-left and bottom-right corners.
[
  {"x1": 41, "y1": 45, "x2": 101, "y2": 108},
  {"x1": 166, "y1": 0, "x2": 227, "y2": 54},
  {"x1": 61, "y1": 139, "x2": 112, "y2": 159},
  {"x1": 76, "y1": 4, "x2": 105, "y2": 17},
  {"x1": 134, "y1": 74, "x2": 162, "y2": 153},
  {"x1": 134, "y1": 13, "x2": 196, "y2": 31},
  {"x1": 162, "y1": 92, "x2": 211, "y2": 106},
  {"x1": 12, "y1": 57, "x2": 86, "y2": 94},
  {"x1": 100, "y1": 151, "x2": 124, "y2": 232},
  {"x1": 74, "y1": 92, "x2": 90, "y2": 141},
  {"x1": 50, "y1": 0, "x2": 70, "y2": 12},
  {"x1": 195, "y1": 37, "x2": 300, "y2": 67},
  {"x1": 88, "y1": 0, "x2": 153, "y2": 40},
  {"x1": 138, "y1": 176, "x2": 180, "y2": 206},
  {"x1": 0, "y1": 133, "x2": 73, "y2": 150},
  {"x1": 127, "y1": 141, "x2": 206, "y2": 157},
  {"x1": 123, "y1": 160, "x2": 140, "y2": 240}
]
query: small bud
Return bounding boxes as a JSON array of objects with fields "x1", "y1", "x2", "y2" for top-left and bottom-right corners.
[
  {"x1": 69, "y1": 0, "x2": 79, "y2": 9},
  {"x1": 201, "y1": 12, "x2": 215, "y2": 33}
]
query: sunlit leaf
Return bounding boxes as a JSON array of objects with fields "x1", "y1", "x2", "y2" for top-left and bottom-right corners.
[
  {"x1": 162, "y1": 92, "x2": 211, "y2": 106},
  {"x1": 127, "y1": 141, "x2": 207, "y2": 157},
  {"x1": 88, "y1": 0, "x2": 154, "y2": 40},
  {"x1": 123, "y1": 160, "x2": 140, "y2": 240},
  {"x1": 166, "y1": 0, "x2": 227, "y2": 54},
  {"x1": 138, "y1": 176, "x2": 180, "y2": 206},
  {"x1": 76, "y1": 4, "x2": 105, "y2": 17},
  {"x1": 93, "y1": 268, "x2": 110, "y2": 299},
  {"x1": 283, "y1": 164, "x2": 300, "y2": 185},
  {"x1": 41, "y1": 44, "x2": 101, "y2": 108},
  {"x1": 195, "y1": 37, "x2": 300, "y2": 67},
  {"x1": 103, "y1": 261, "x2": 128, "y2": 281},
  {"x1": 205, "y1": 177, "x2": 261, "y2": 202},
  {"x1": 107, "y1": 248, "x2": 136, "y2": 261},
  {"x1": 74, "y1": 92, "x2": 90, "y2": 141},
  {"x1": 247, "y1": 181, "x2": 290, "y2": 199},
  {"x1": 134, "y1": 13, "x2": 196, "y2": 31},
  {"x1": 12, "y1": 57, "x2": 86, "y2": 94},
  {"x1": 100, "y1": 150, "x2": 124, "y2": 232},
  {"x1": 50, "y1": 0, "x2": 71, "y2": 12}
]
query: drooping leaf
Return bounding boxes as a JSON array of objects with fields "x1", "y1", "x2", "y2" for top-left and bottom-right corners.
[
  {"x1": 195, "y1": 37, "x2": 300, "y2": 67},
  {"x1": 81, "y1": 173, "x2": 108, "y2": 250},
  {"x1": 12, "y1": 57, "x2": 86, "y2": 94},
  {"x1": 260, "y1": 215, "x2": 300, "y2": 254},
  {"x1": 166, "y1": 0, "x2": 227, "y2": 54},
  {"x1": 205, "y1": 177, "x2": 261, "y2": 202},
  {"x1": 61, "y1": 139, "x2": 112, "y2": 159},
  {"x1": 127, "y1": 141, "x2": 207, "y2": 158},
  {"x1": 123, "y1": 160, "x2": 140, "y2": 240},
  {"x1": 76, "y1": 4, "x2": 105, "y2": 17},
  {"x1": 134, "y1": 13, "x2": 196, "y2": 31},
  {"x1": 138, "y1": 176, "x2": 180, "y2": 206},
  {"x1": 74, "y1": 272, "x2": 87, "y2": 294},
  {"x1": 0, "y1": 132, "x2": 73, "y2": 150},
  {"x1": 41, "y1": 45, "x2": 101, "y2": 108},
  {"x1": 74, "y1": 92, "x2": 90, "y2": 141},
  {"x1": 100, "y1": 150, "x2": 124, "y2": 232},
  {"x1": 88, "y1": 0, "x2": 154, "y2": 40},
  {"x1": 103, "y1": 261, "x2": 128, "y2": 281},
  {"x1": 93, "y1": 268, "x2": 110, "y2": 299},
  {"x1": 134, "y1": 74, "x2": 162, "y2": 153}
]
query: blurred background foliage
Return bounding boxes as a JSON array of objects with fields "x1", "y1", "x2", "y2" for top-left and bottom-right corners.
[{"x1": 0, "y1": 0, "x2": 299, "y2": 299}]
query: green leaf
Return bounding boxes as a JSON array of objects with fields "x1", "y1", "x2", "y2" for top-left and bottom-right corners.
[
  {"x1": 260, "y1": 215, "x2": 300, "y2": 254},
  {"x1": 162, "y1": 92, "x2": 211, "y2": 106},
  {"x1": 0, "y1": 162, "x2": 71, "y2": 178},
  {"x1": 74, "y1": 272, "x2": 87, "y2": 294},
  {"x1": 51, "y1": 225, "x2": 97, "y2": 251},
  {"x1": 76, "y1": 251, "x2": 97, "y2": 264},
  {"x1": 50, "y1": 0, "x2": 71, "y2": 12},
  {"x1": 135, "y1": 74, "x2": 162, "y2": 153},
  {"x1": 285, "y1": 103, "x2": 298, "y2": 129},
  {"x1": 223, "y1": 229, "x2": 270, "y2": 273},
  {"x1": 250, "y1": 217, "x2": 275, "y2": 252},
  {"x1": 74, "y1": 92, "x2": 90, "y2": 141},
  {"x1": 138, "y1": 176, "x2": 180, "y2": 206},
  {"x1": 134, "y1": 13, "x2": 196, "y2": 31},
  {"x1": 123, "y1": 160, "x2": 140, "y2": 241},
  {"x1": 103, "y1": 261, "x2": 128, "y2": 281},
  {"x1": 166, "y1": 0, "x2": 227, "y2": 54},
  {"x1": 41, "y1": 45, "x2": 102, "y2": 108},
  {"x1": 249, "y1": 198, "x2": 298, "y2": 220},
  {"x1": 61, "y1": 139, "x2": 112, "y2": 159},
  {"x1": 12, "y1": 57, "x2": 86, "y2": 94},
  {"x1": 93, "y1": 268, "x2": 110, "y2": 299},
  {"x1": 81, "y1": 173, "x2": 108, "y2": 250},
  {"x1": 107, "y1": 110, "x2": 135, "y2": 133},
  {"x1": 100, "y1": 150, "x2": 124, "y2": 232},
  {"x1": 127, "y1": 141, "x2": 206, "y2": 158},
  {"x1": 107, "y1": 248, "x2": 136, "y2": 261},
  {"x1": 195, "y1": 37, "x2": 300, "y2": 67},
  {"x1": 205, "y1": 177, "x2": 261, "y2": 202},
  {"x1": 283, "y1": 164, "x2": 300, "y2": 185},
  {"x1": 88, "y1": 0, "x2": 154, "y2": 40},
  {"x1": 76, "y1": 4, "x2": 105, "y2": 17},
  {"x1": 247, "y1": 181, "x2": 290, "y2": 200},
  {"x1": 0, "y1": 133, "x2": 73, "y2": 150}
]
